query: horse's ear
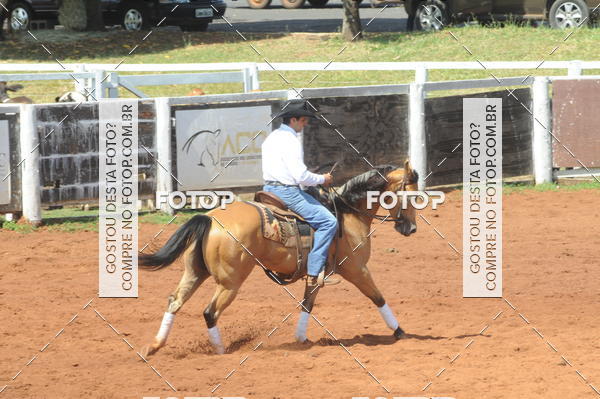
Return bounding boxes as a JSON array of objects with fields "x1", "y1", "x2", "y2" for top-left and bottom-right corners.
[{"x1": 404, "y1": 159, "x2": 411, "y2": 173}]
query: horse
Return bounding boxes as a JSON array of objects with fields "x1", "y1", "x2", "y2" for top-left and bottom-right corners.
[
  {"x1": 0, "y1": 82, "x2": 34, "y2": 104},
  {"x1": 139, "y1": 161, "x2": 419, "y2": 356},
  {"x1": 55, "y1": 91, "x2": 87, "y2": 103}
]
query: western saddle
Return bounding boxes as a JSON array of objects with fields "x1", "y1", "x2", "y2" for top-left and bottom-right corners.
[{"x1": 245, "y1": 190, "x2": 313, "y2": 285}]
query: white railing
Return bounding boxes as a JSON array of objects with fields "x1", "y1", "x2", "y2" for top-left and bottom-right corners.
[
  {"x1": 0, "y1": 64, "x2": 260, "y2": 99},
  {"x1": 0, "y1": 60, "x2": 596, "y2": 99}
]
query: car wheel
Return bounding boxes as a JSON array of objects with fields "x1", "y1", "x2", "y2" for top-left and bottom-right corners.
[
  {"x1": 9, "y1": 1, "x2": 33, "y2": 31},
  {"x1": 549, "y1": 0, "x2": 589, "y2": 29},
  {"x1": 281, "y1": 0, "x2": 306, "y2": 9},
  {"x1": 120, "y1": 1, "x2": 151, "y2": 31},
  {"x1": 413, "y1": 0, "x2": 449, "y2": 31},
  {"x1": 181, "y1": 22, "x2": 209, "y2": 32},
  {"x1": 308, "y1": 0, "x2": 329, "y2": 7},
  {"x1": 247, "y1": 0, "x2": 273, "y2": 8}
]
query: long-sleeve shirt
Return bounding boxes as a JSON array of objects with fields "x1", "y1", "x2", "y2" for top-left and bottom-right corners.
[{"x1": 261, "y1": 124, "x2": 325, "y2": 186}]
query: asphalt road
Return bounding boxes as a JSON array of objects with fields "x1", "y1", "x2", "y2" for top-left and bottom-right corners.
[{"x1": 209, "y1": 0, "x2": 410, "y2": 32}]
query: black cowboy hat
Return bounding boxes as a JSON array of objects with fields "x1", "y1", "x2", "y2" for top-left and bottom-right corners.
[{"x1": 276, "y1": 101, "x2": 317, "y2": 119}]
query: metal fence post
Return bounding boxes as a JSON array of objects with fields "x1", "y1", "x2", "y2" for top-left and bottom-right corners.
[
  {"x1": 108, "y1": 72, "x2": 119, "y2": 98},
  {"x1": 20, "y1": 104, "x2": 42, "y2": 225},
  {"x1": 568, "y1": 60, "x2": 582, "y2": 77},
  {"x1": 409, "y1": 82, "x2": 427, "y2": 190},
  {"x1": 414, "y1": 65, "x2": 428, "y2": 84},
  {"x1": 250, "y1": 63, "x2": 260, "y2": 91},
  {"x1": 243, "y1": 64, "x2": 261, "y2": 92},
  {"x1": 531, "y1": 76, "x2": 553, "y2": 184},
  {"x1": 73, "y1": 64, "x2": 86, "y2": 94},
  {"x1": 94, "y1": 70, "x2": 105, "y2": 100},
  {"x1": 155, "y1": 97, "x2": 174, "y2": 215}
]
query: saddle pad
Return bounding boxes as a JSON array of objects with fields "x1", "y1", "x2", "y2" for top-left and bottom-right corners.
[{"x1": 244, "y1": 201, "x2": 312, "y2": 248}]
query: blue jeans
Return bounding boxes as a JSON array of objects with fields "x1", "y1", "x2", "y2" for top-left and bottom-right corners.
[{"x1": 263, "y1": 185, "x2": 338, "y2": 276}]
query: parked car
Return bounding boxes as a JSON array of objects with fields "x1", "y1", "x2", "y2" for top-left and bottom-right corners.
[
  {"x1": 5, "y1": 0, "x2": 226, "y2": 32},
  {"x1": 246, "y1": 0, "x2": 364, "y2": 10},
  {"x1": 404, "y1": 0, "x2": 599, "y2": 31}
]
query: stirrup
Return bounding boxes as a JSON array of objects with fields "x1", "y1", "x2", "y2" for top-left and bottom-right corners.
[{"x1": 317, "y1": 270, "x2": 340, "y2": 287}]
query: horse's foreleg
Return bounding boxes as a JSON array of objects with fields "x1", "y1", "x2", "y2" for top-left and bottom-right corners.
[
  {"x1": 340, "y1": 265, "x2": 405, "y2": 339},
  {"x1": 203, "y1": 284, "x2": 240, "y2": 354},
  {"x1": 142, "y1": 251, "x2": 210, "y2": 357},
  {"x1": 295, "y1": 276, "x2": 321, "y2": 342}
]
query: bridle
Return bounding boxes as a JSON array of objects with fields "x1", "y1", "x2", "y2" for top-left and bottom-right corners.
[{"x1": 326, "y1": 171, "x2": 416, "y2": 223}]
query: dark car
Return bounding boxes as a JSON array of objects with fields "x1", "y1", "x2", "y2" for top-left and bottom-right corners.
[
  {"x1": 5, "y1": 0, "x2": 226, "y2": 32},
  {"x1": 405, "y1": 0, "x2": 599, "y2": 31}
]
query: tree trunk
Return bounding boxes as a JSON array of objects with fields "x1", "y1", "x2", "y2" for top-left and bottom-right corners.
[
  {"x1": 58, "y1": 0, "x2": 87, "y2": 31},
  {"x1": 85, "y1": 0, "x2": 105, "y2": 31},
  {"x1": 342, "y1": 0, "x2": 362, "y2": 41}
]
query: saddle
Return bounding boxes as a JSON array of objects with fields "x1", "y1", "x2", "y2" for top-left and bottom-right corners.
[{"x1": 245, "y1": 191, "x2": 315, "y2": 285}]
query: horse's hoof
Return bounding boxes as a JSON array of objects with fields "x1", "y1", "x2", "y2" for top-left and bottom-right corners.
[
  {"x1": 393, "y1": 327, "x2": 406, "y2": 340},
  {"x1": 141, "y1": 344, "x2": 158, "y2": 357},
  {"x1": 214, "y1": 345, "x2": 226, "y2": 355}
]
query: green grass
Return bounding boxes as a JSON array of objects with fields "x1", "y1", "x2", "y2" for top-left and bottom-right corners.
[
  {"x1": 503, "y1": 180, "x2": 600, "y2": 194},
  {"x1": 2, "y1": 24, "x2": 600, "y2": 102},
  {"x1": 1, "y1": 181, "x2": 597, "y2": 232},
  {"x1": 0, "y1": 206, "x2": 205, "y2": 233}
]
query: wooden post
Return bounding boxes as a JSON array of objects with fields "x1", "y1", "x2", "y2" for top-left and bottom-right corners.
[
  {"x1": 409, "y1": 82, "x2": 427, "y2": 190},
  {"x1": 155, "y1": 97, "x2": 174, "y2": 215},
  {"x1": 19, "y1": 104, "x2": 42, "y2": 225},
  {"x1": 531, "y1": 77, "x2": 553, "y2": 184}
]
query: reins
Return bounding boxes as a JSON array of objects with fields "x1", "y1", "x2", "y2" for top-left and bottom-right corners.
[{"x1": 325, "y1": 174, "x2": 413, "y2": 223}]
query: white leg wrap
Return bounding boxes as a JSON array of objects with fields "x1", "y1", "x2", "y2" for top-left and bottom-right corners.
[
  {"x1": 156, "y1": 312, "x2": 175, "y2": 342},
  {"x1": 295, "y1": 311, "x2": 310, "y2": 342},
  {"x1": 378, "y1": 304, "x2": 399, "y2": 331},
  {"x1": 208, "y1": 326, "x2": 225, "y2": 354}
]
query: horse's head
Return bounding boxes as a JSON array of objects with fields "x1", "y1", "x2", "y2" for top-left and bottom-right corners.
[{"x1": 383, "y1": 160, "x2": 419, "y2": 236}]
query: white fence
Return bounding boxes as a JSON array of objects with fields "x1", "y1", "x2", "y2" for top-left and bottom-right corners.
[
  {"x1": 0, "y1": 64, "x2": 261, "y2": 99},
  {"x1": 1, "y1": 60, "x2": 597, "y2": 100},
  {"x1": 2, "y1": 73, "x2": 563, "y2": 223}
]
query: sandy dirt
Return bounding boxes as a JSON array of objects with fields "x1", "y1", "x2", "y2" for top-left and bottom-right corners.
[{"x1": 1, "y1": 189, "x2": 599, "y2": 399}]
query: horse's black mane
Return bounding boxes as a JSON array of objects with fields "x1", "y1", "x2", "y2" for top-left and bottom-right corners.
[{"x1": 306, "y1": 165, "x2": 399, "y2": 213}]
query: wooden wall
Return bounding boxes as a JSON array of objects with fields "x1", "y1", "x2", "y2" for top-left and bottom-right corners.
[
  {"x1": 425, "y1": 88, "x2": 533, "y2": 187},
  {"x1": 302, "y1": 94, "x2": 410, "y2": 185},
  {"x1": 36, "y1": 101, "x2": 156, "y2": 204},
  {"x1": 552, "y1": 80, "x2": 600, "y2": 168}
]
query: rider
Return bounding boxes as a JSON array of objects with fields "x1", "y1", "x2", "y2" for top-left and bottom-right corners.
[{"x1": 261, "y1": 101, "x2": 339, "y2": 311}]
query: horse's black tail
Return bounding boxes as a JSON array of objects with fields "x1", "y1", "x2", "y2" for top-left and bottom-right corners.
[{"x1": 139, "y1": 214, "x2": 212, "y2": 271}]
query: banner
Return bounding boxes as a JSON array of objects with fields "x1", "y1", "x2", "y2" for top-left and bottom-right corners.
[
  {"x1": 175, "y1": 105, "x2": 271, "y2": 190},
  {"x1": 0, "y1": 120, "x2": 10, "y2": 205}
]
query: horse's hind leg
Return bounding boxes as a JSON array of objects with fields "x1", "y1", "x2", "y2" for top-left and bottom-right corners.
[
  {"x1": 339, "y1": 264, "x2": 405, "y2": 339},
  {"x1": 202, "y1": 283, "x2": 243, "y2": 354},
  {"x1": 142, "y1": 248, "x2": 210, "y2": 357}
]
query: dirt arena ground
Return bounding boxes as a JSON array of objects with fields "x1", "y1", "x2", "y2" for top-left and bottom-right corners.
[{"x1": 1, "y1": 189, "x2": 598, "y2": 399}]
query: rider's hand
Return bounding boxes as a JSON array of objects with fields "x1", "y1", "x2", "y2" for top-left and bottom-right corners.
[{"x1": 322, "y1": 173, "x2": 333, "y2": 186}]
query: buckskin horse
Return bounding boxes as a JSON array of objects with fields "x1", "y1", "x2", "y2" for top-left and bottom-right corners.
[{"x1": 139, "y1": 161, "x2": 419, "y2": 356}]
